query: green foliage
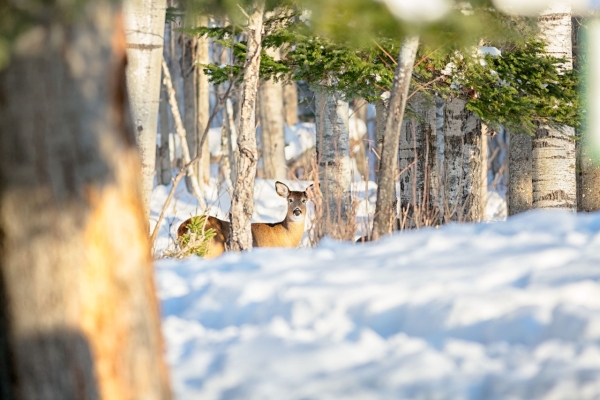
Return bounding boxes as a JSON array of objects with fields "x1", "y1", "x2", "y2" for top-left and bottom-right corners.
[
  {"x1": 409, "y1": 41, "x2": 579, "y2": 134},
  {"x1": 189, "y1": 5, "x2": 579, "y2": 134},
  {"x1": 178, "y1": 216, "x2": 216, "y2": 258}
]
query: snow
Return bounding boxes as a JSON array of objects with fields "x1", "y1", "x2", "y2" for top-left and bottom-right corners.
[{"x1": 153, "y1": 182, "x2": 600, "y2": 398}]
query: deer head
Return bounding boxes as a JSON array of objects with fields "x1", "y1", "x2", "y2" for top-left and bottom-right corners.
[{"x1": 275, "y1": 181, "x2": 314, "y2": 224}]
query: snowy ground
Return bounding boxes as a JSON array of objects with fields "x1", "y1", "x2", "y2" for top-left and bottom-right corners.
[{"x1": 152, "y1": 181, "x2": 600, "y2": 399}]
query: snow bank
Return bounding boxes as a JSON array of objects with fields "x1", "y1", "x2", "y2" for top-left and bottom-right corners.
[{"x1": 156, "y1": 210, "x2": 600, "y2": 399}]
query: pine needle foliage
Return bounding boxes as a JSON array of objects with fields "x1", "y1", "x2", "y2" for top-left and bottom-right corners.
[
  {"x1": 189, "y1": 5, "x2": 579, "y2": 135},
  {"x1": 177, "y1": 216, "x2": 216, "y2": 258}
]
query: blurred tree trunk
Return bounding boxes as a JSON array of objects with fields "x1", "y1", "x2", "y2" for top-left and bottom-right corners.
[
  {"x1": 508, "y1": 130, "x2": 533, "y2": 215},
  {"x1": 283, "y1": 82, "x2": 299, "y2": 126},
  {"x1": 443, "y1": 97, "x2": 484, "y2": 222},
  {"x1": 372, "y1": 35, "x2": 419, "y2": 240},
  {"x1": 397, "y1": 94, "x2": 438, "y2": 229},
  {"x1": 124, "y1": 0, "x2": 166, "y2": 217},
  {"x1": 258, "y1": 48, "x2": 287, "y2": 180},
  {"x1": 229, "y1": 1, "x2": 264, "y2": 251},
  {"x1": 0, "y1": 3, "x2": 171, "y2": 400},
  {"x1": 533, "y1": 5, "x2": 576, "y2": 211},
  {"x1": 196, "y1": 17, "x2": 211, "y2": 185},
  {"x1": 314, "y1": 90, "x2": 353, "y2": 241}
]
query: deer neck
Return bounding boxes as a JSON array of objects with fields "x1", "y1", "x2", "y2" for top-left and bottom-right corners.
[{"x1": 282, "y1": 215, "x2": 305, "y2": 241}]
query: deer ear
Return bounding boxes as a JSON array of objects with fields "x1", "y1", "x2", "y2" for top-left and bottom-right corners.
[
  {"x1": 275, "y1": 181, "x2": 290, "y2": 198},
  {"x1": 305, "y1": 183, "x2": 317, "y2": 198}
]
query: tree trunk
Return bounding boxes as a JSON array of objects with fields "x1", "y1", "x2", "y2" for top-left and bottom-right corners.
[
  {"x1": 162, "y1": 58, "x2": 207, "y2": 209},
  {"x1": 196, "y1": 17, "x2": 212, "y2": 185},
  {"x1": 443, "y1": 97, "x2": 484, "y2": 222},
  {"x1": 374, "y1": 97, "x2": 389, "y2": 175},
  {"x1": 397, "y1": 93, "x2": 438, "y2": 229},
  {"x1": 508, "y1": 130, "x2": 533, "y2": 215},
  {"x1": 533, "y1": 5, "x2": 576, "y2": 211},
  {"x1": 224, "y1": 98, "x2": 238, "y2": 185},
  {"x1": 372, "y1": 35, "x2": 420, "y2": 240},
  {"x1": 123, "y1": 0, "x2": 166, "y2": 217},
  {"x1": 228, "y1": 2, "x2": 264, "y2": 252},
  {"x1": 182, "y1": 33, "x2": 198, "y2": 193},
  {"x1": 258, "y1": 48, "x2": 287, "y2": 180},
  {"x1": 283, "y1": 82, "x2": 299, "y2": 126},
  {"x1": 0, "y1": 3, "x2": 171, "y2": 400},
  {"x1": 352, "y1": 98, "x2": 369, "y2": 180},
  {"x1": 314, "y1": 90, "x2": 353, "y2": 241},
  {"x1": 158, "y1": 79, "x2": 172, "y2": 185},
  {"x1": 577, "y1": 19, "x2": 600, "y2": 211}
]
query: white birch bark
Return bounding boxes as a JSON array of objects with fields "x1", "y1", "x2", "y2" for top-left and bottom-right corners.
[
  {"x1": 533, "y1": 5, "x2": 576, "y2": 210},
  {"x1": 259, "y1": 49, "x2": 287, "y2": 180},
  {"x1": 372, "y1": 35, "x2": 420, "y2": 240},
  {"x1": 123, "y1": 0, "x2": 167, "y2": 217},
  {"x1": 228, "y1": 2, "x2": 264, "y2": 251},
  {"x1": 443, "y1": 97, "x2": 484, "y2": 222},
  {"x1": 314, "y1": 90, "x2": 353, "y2": 241}
]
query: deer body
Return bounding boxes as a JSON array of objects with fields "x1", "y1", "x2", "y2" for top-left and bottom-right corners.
[{"x1": 177, "y1": 182, "x2": 312, "y2": 258}]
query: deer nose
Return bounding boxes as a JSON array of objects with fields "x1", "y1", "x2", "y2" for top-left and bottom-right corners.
[{"x1": 293, "y1": 208, "x2": 302, "y2": 216}]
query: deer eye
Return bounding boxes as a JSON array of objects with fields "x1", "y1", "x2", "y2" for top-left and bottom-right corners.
[
  {"x1": 302, "y1": 199, "x2": 306, "y2": 203},
  {"x1": 289, "y1": 198, "x2": 293, "y2": 203}
]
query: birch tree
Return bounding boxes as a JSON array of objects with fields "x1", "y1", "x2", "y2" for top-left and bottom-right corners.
[
  {"x1": 0, "y1": 2, "x2": 170, "y2": 398},
  {"x1": 397, "y1": 94, "x2": 439, "y2": 228},
  {"x1": 443, "y1": 97, "x2": 484, "y2": 222},
  {"x1": 372, "y1": 35, "x2": 420, "y2": 240},
  {"x1": 124, "y1": 0, "x2": 167, "y2": 217},
  {"x1": 314, "y1": 90, "x2": 353, "y2": 240},
  {"x1": 532, "y1": 5, "x2": 577, "y2": 211},
  {"x1": 228, "y1": 1, "x2": 265, "y2": 251}
]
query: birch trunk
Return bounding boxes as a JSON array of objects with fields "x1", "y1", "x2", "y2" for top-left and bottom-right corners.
[
  {"x1": 532, "y1": 5, "x2": 576, "y2": 211},
  {"x1": 196, "y1": 17, "x2": 211, "y2": 185},
  {"x1": 443, "y1": 97, "x2": 484, "y2": 222},
  {"x1": 258, "y1": 48, "x2": 287, "y2": 179},
  {"x1": 508, "y1": 130, "x2": 533, "y2": 215},
  {"x1": 123, "y1": 0, "x2": 166, "y2": 217},
  {"x1": 372, "y1": 35, "x2": 419, "y2": 240},
  {"x1": 0, "y1": 3, "x2": 171, "y2": 399},
  {"x1": 228, "y1": 2, "x2": 264, "y2": 251},
  {"x1": 314, "y1": 90, "x2": 353, "y2": 241},
  {"x1": 283, "y1": 82, "x2": 299, "y2": 126},
  {"x1": 397, "y1": 94, "x2": 438, "y2": 229}
]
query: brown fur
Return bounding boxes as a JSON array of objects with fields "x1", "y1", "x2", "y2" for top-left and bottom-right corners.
[{"x1": 177, "y1": 182, "x2": 313, "y2": 258}]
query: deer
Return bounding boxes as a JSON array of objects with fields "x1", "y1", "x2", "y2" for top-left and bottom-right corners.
[{"x1": 177, "y1": 181, "x2": 314, "y2": 259}]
